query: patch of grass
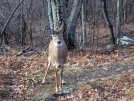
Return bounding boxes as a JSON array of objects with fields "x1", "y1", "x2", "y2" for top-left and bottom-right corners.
[
  {"x1": 34, "y1": 72, "x2": 44, "y2": 81},
  {"x1": 27, "y1": 70, "x2": 55, "y2": 83}
]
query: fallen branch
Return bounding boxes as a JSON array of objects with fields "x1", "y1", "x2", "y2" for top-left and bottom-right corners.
[
  {"x1": 16, "y1": 46, "x2": 30, "y2": 56},
  {"x1": 30, "y1": 68, "x2": 45, "y2": 75},
  {"x1": 29, "y1": 78, "x2": 38, "y2": 84}
]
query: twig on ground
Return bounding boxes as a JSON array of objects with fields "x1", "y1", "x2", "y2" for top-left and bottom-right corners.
[{"x1": 16, "y1": 46, "x2": 30, "y2": 56}]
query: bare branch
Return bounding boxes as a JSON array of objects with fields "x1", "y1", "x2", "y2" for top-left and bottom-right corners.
[{"x1": 0, "y1": 0, "x2": 24, "y2": 37}]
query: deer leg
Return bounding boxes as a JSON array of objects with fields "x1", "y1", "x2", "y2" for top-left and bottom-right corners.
[
  {"x1": 42, "y1": 59, "x2": 51, "y2": 84},
  {"x1": 59, "y1": 66, "x2": 63, "y2": 91},
  {"x1": 62, "y1": 69, "x2": 66, "y2": 84},
  {"x1": 54, "y1": 68, "x2": 59, "y2": 92}
]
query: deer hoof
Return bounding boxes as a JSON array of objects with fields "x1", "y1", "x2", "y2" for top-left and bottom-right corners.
[
  {"x1": 42, "y1": 80, "x2": 45, "y2": 84},
  {"x1": 56, "y1": 88, "x2": 59, "y2": 92},
  {"x1": 62, "y1": 80, "x2": 66, "y2": 85}
]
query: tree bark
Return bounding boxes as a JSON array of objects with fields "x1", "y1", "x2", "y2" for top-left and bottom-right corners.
[
  {"x1": 60, "y1": 0, "x2": 68, "y2": 44},
  {"x1": 66, "y1": 0, "x2": 83, "y2": 49},
  {"x1": 123, "y1": 0, "x2": 127, "y2": 22},
  {"x1": 101, "y1": 0, "x2": 115, "y2": 45},
  {"x1": 52, "y1": 0, "x2": 61, "y2": 30},
  {"x1": 82, "y1": 0, "x2": 87, "y2": 46},
  {"x1": 47, "y1": 0, "x2": 54, "y2": 29},
  {"x1": 116, "y1": 0, "x2": 122, "y2": 41},
  {"x1": 47, "y1": 0, "x2": 62, "y2": 30}
]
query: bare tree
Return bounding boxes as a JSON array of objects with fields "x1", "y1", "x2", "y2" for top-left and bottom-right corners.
[
  {"x1": 116, "y1": 0, "x2": 122, "y2": 42},
  {"x1": 0, "y1": 0, "x2": 24, "y2": 45},
  {"x1": 66, "y1": 0, "x2": 83, "y2": 49},
  {"x1": 0, "y1": 0, "x2": 24, "y2": 56},
  {"x1": 101, "y1": 0, "x2": 115, "y2": 45},
  {"x1": 123, "y1": 0, "x2": 127, "y2": 22},
  {"x1": 82, "y1": 0, "x2": 87, "y2": 46},
  {"x1": 47, "y1": 0, "x2": 62, "y2": 30}
]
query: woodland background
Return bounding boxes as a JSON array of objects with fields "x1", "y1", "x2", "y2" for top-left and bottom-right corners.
[{"x1": 0, "y1": 0, "x2": 134, "y2": 100}]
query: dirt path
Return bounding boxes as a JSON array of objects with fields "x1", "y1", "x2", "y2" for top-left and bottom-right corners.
[
  {"x1": 65, "y1": 61, "x2": 134, "y2": 84},
  {"x1": 29, "y1": 60, "x2": 134, "y2": 100}
]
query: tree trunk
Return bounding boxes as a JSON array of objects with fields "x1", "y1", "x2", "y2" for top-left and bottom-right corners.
[
  {"x1": 128, "y1": 2, "x2": 133, "y2": 15},
  {"x1": 20, "y1": 1, "x2": 27, "y2": 46},
  {"x1": 123, "y1": 0, "x2": 127, "y2": 22},
  {"x1": 52, "y1": 0, "x2": 61, "y2": 30},
  {"x1": 47, "y1": 0, "x2": 54, "y2": 29},
  {"x1": 66, "y1": 0, "x2": 83, "y2": 49},
  {"x1": 101, "y1": 0, "x2": 115, "y2": 45},
  {"x1": 60, "y1": 0, "x2": 68, "y2": 44},
  {"x1": 82, "y1": 0, "x2": 87, "y2": 46},
  {"x1": 116, "y1": 0, "x2": 122, "y2": 42}
]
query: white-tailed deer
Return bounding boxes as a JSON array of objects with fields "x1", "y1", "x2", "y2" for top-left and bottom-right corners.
[{"x1": 42, "y1": 23, "x2": 68, "y2": 92}]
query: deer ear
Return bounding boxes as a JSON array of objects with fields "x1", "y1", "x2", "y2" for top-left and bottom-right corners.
[{"x1": 47, "y1": 28, "x2": 54, "y2": 35}]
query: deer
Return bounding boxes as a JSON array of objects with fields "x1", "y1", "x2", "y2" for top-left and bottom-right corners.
[{"x1": 42, "y1": 23, "x2": 68, "y2": 92}]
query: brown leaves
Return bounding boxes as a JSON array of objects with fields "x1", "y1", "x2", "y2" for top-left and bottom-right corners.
[
  {"x1": 0, "y1": 45, "x2": 134, "y2": 100},
  {"x1": 57, "y1": 73, "x2": 134, "y2": 101},
  {"x1": 0, "y1": 52, "x2": 47, "y2": 100},
  {"x1": 67, "y1": 50, "x2": 125, "y2": 69}
]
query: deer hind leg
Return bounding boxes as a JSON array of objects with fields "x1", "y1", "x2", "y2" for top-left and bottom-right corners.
[{"x1": 42, "y1": 58, "x2": 51, "y2": 84}]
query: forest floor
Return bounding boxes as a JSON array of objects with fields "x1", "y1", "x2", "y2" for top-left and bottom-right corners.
[{"x1": 0, "y1": 44, "x2": 134, "y2": 101}]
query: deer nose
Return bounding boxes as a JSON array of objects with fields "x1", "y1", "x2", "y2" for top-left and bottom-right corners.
[{"x1": 57, "y1": 41, "x2": 61, "y2": 44}]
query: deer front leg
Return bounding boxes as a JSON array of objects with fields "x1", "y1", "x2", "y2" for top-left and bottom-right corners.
[
  {"x1": 59, "y1": 66, "x2": 63, "y2": 91},
  {"x1": 42, "y1": 58, "x2": 51, "y2": 84},
  {"x1": 54, "y1": 68, "x2": 59, "y2": 92}
]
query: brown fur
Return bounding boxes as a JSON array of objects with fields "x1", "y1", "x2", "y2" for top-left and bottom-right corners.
[{"x1": 42, "y1": 24, "x2": 68, "y2": 92}]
